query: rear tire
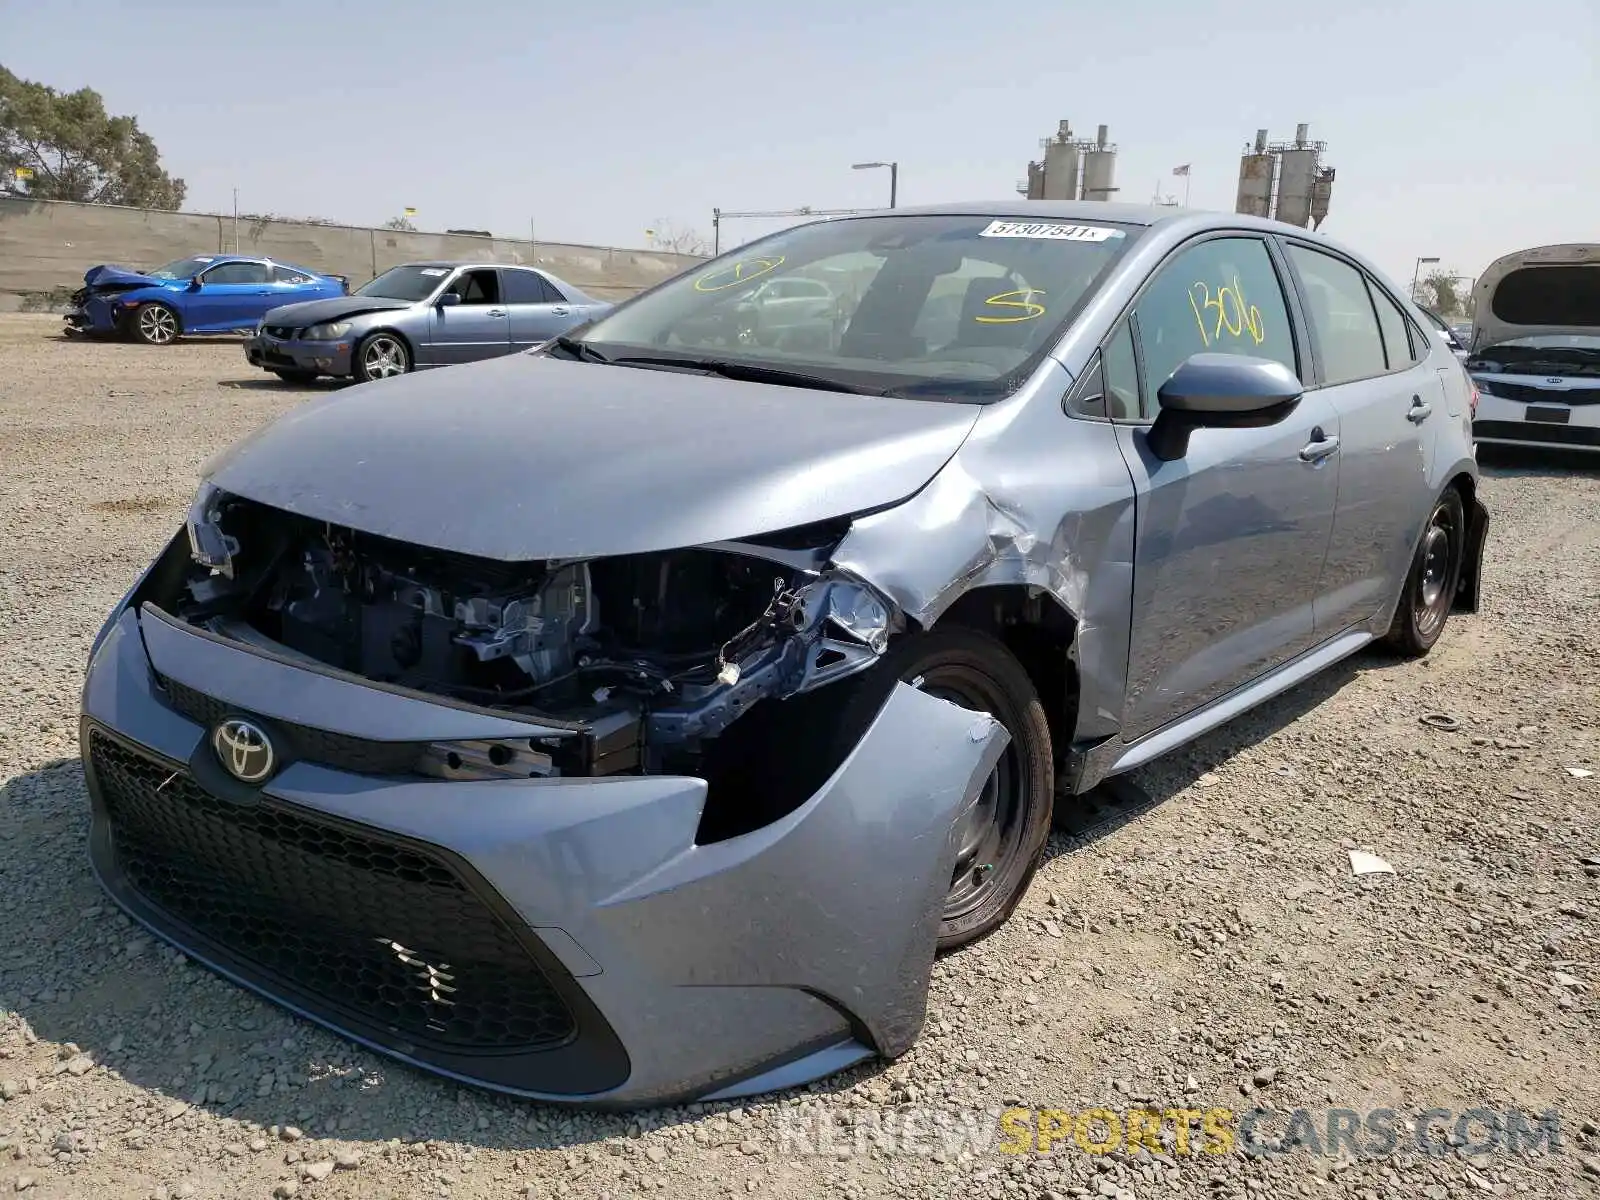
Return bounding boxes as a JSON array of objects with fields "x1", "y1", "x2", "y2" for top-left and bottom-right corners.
[
  {"x1": 351, "y1": 331, "x2": 410, "y2": 383},
  {"x1": 1384, "y1": 488, "x2": 1466, "y2": 657},
  {"x1": 130, "y1": 303, "x2": 180, "y2": 346},
  {"x1": 825, "y1": 627, "x2": 1054, "y2": 952},
  {"x1": 271, "y1": 369, "x2": 319, "y2": 384}
]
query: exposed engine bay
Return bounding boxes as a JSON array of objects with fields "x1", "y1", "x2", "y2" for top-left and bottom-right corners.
[{"x1": 172, "y1": 488, "x2": 900, "y2": 799}]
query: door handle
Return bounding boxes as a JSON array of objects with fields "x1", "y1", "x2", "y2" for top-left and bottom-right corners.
[
  {"x1": 551, "y1": 306, "x2": 569, "y2": 316},
  {"x1": 1407, "y1": 395, "x2": 1433, "y2": 423},
  {"x1": 1298, "y1": 428, "x2": 1340, "y2": 462},
  {"x1": 486, "y1": 309, "x2": 507, "y2": 318}
]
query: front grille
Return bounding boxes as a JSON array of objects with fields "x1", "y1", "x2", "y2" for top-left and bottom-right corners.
[
  {"x1": 1484, "y1": 380, "x2": 1600, "y2": 405},
  {"x1": 156, "y1": 674, "x2": 426, "y2": 775},
  {"x1": 88, "y1": 729, "x2": 577, "y2": 1052},
  {"x1": 1474, "y1": 420, "x2": 1600, "y2": 448}
]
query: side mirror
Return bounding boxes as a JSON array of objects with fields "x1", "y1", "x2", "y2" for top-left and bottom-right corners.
[
  {"x1": 437, "y1": 292, "x2": 461, "y2": 307},
  {"x1": 1145, "y1": 353, "x2": 1304, "y2": 462},
  {"x1": 188, "y1": 276, "x2": 204, "y2": 290}
]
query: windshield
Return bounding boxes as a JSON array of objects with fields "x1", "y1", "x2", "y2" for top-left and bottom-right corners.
[
  {"x1": 146, "y1": 256, "x2": 217, "y2": 280},
  {"x1": 356, "y1": 265, "x2": 453, "y2": 301},
  {"x1": 563, "y1": 214, "x2": 1138, "y2": 399}
]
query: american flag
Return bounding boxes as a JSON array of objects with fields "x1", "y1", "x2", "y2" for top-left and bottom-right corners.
[{"x1": 1172, "y1": 164, "x2": 1191, "y2": 177}]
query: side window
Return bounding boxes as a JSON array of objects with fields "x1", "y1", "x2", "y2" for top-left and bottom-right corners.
[
  {"x1": 1102, "y1": 322, "x2": 1140, "y2": 420},
  {"x1": 1284, "y1": 245, "x2": 1386, "y2": 385},
  {"x1": 1068, "y1": 322, "x2": 1140, "y2": 421},
  {"x1": 1129, "y1": 237, "x2": 1297, "y2": 417},
  {"x1": 537, "y1": 274, "x2": 568, "y2": 304},
  {"x1": 502, "y1": 269, "x2": 551, "y2": 305},
  {"x1": 203, "y1": 261, "x2": 271, "y2": 285},
  {"x1": 271, "y1": 265, "x2": 312, "y2": 285},
  {"x1": 455, "y1": 269, "x2": 500, "y2": 305},
  {"x1": 1367, "y1": 281, "x2": 1422, "y2": 369}
]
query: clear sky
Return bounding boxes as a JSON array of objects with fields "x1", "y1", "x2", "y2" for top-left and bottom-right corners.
[{"x1": 4, "y1": 0, "x2": 1594, "y2": 288}]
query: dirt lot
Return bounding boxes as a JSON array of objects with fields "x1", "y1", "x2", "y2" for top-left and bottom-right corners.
[{"x1": 0, "y1": 313, "x2": 1596, "y2": 1200}]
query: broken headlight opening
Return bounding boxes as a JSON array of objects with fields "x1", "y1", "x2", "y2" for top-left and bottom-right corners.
[{"x1": 161, "y1": 489, "x2": 902, "y2": 834}]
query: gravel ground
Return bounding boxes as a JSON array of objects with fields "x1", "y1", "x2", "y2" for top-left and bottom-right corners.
[{"x1": 0, "y1": 313, "x2": 1596, "y2": 1200}]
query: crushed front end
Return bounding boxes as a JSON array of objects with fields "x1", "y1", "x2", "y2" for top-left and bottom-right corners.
[
  {"x1": 80, "y1": 488, "x2": 1007, "y2": 1107},
  {"x1": 64, "y1": 283, "x2": 139, "y2": 336}
]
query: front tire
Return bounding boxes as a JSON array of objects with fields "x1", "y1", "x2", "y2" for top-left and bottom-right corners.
[
  {"x1": 1384, "y1": 488, "x2": 1466, "y2": 657},
  {"x1": 130, "y1": 303, "x2": 179, "y2": 346},
  {"x1": 352, "y1": 331, "x2": 410, "y2": 383},
  {"x1": 828, "y1": 627, "x2": 1054, "y2": 952}
]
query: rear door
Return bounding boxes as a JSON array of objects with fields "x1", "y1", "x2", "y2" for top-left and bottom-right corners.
[
  {"x1": 502, "y1": 268, "x2": 574, "y2": 351},
  {"x1": 190, "y1": 260, "x2": 274, "y2": 330},
  {"x1": 1281, "y1": 242, "x2": 1437, "y2": 634},
  {"x1": 1113, "y1": 233, "x2": 1342, "y2": 741},
  {"x1": 428, "y1": 268, "x2": 511, "y2": 365}
]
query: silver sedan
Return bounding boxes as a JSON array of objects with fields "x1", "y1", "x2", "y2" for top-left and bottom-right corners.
[{"x1": 243, "y1": 261, "x2": 612, "y2": 384}]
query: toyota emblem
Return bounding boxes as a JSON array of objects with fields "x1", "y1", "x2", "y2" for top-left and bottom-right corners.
[{"x1": 212, "y1": 718, "x2": 276, "y2": 783}]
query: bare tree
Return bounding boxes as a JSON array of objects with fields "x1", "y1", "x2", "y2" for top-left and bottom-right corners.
[
  {"x1": 384, "y1": 215, "x2": 417, "y2": 232},
  {"x1": 646, "y1": 219, "x2": 710, "y2": 257}
]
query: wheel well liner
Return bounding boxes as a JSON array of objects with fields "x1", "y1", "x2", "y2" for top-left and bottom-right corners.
[
  {"x1": 930, "y1": 585, "x2": 1080, "y2": 751},
  {"x1": 1449, "y1": 472, "x2": 1488, "y2": 615}
]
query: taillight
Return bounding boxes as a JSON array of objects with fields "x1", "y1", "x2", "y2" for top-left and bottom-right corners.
[{"x1": 1468, "y1": 380, "x2": 1480, "y2": 418}]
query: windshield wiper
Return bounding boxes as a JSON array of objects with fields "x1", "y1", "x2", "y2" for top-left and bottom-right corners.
[
  {"x1": 549, "y1": 335, "x2": 610, "y2": 364},
  {"x1": 606, "y1": 355, "x2": 887, "y2": 395}
]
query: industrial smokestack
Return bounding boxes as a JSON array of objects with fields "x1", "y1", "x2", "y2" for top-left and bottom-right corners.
[
  {"x1": 1254, "y1": 129, "x2": 1268, "y2": 153},
  {"x1": 1295, "y1": 123, "x2": 1309, "y2": 146},
  {"x1": 1096, "y1": 124, "x2": 1108, "y2": 149}
]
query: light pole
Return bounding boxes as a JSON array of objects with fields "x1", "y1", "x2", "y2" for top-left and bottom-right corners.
[
  {"x1": 852, "y1": 161, "x2": 898, "y2": 208},
  {"x1": 1410, "y1": 256, "x2": 1440, "y2": 303}
]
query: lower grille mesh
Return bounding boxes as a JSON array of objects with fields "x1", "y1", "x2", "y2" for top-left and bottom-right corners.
[{"x1": 89, "y1": 730, "x2": 576, "y2": 1051}]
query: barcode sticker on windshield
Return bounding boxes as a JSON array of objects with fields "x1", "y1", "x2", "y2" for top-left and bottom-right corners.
[
  {"x1": 419, "y1": 268, "x2": 449, "y2": 276},
  {"x1": 978, "y1": 221, "x2": 1123, "y2": 242}
]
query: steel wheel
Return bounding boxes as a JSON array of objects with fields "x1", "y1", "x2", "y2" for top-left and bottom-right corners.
[
  {"x1": 921, "y1": 673, "x2": 1028, "y2": 926},
  {"x1": 815, "y1": 627, "x2": 1054, "y2": 951},
  {"x1": 133, "y1": 304, "x2": 178, "y2": 345},
  {"x1": 356, "y1": 333, "x2": 409, "y2": 381},
  {"x1": 1385, "y1": 487, "x2": 1466, "y2": 657}
]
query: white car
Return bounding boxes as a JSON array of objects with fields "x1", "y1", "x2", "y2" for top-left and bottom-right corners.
[{"x1": 1467, "y1": 243, "x2": 1600, "y2": 454}]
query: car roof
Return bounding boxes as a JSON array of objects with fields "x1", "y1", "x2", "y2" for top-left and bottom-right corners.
[
  {"x1": 398, "y1": 260, "x2": 549, "y2": 271},
  {"x1": 824, "y1": 199, "x2": 1334, "y2": 240}
]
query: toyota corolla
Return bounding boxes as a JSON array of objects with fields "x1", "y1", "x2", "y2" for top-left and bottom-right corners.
[{"x1": 80, "y1": 202, "x2": 1488, "y2": 1109}]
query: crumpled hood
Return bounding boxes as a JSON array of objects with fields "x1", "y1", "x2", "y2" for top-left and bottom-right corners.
[
  {"x1": 261, "y1": 295, "x2": 414, "y2": 327},
  {"x1": 83, "y1": 265, "x2": 172, "y2": 290},
  {"x1": 205, "y1": 352, "x2": 982, "y2": 561},
  {"x1": 1471, "y1": 243, "x2": 1599, "y2": 350}
]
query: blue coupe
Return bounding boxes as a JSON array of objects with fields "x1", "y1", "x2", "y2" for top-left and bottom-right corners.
[{"x1": 64, "y1": 254, "x2": 348, "y2": 345}]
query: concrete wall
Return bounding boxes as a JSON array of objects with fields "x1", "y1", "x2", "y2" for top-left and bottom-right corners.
[{"x1": 0, "y1": 198, "x2": 705, "y2": 301}]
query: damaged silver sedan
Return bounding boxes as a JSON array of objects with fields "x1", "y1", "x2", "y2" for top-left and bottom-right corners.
[{"x1": 80, "y1": 201, "x2": 1489, "y2": 1108}]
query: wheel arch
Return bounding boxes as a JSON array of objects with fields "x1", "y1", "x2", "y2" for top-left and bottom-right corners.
[
  {"x1": 1447, "y1": 469, "x2": 1489, "y2": 614},
  {"x1": 128, "y1": 299, "x2": 185, "y2": 340},
  {"x1": 352, "y1": 326, "x2": 417, "y2": 376},
  {"x1": 927, "y1": 583, "x2": 1081, "y2": 756}
]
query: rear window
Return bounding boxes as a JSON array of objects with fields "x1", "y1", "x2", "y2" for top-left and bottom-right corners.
[{"x1": 1491, "y1": 265, "x2": 1600, "y2": 328}]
